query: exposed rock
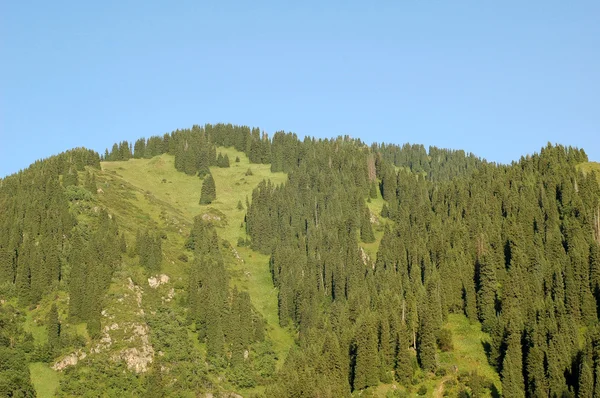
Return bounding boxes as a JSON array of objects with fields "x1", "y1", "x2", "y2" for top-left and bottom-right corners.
[
  {"x1": 52, "y1": 350, "x2": 86, "y2": 371},
  {"x1": 113, "y1": 346, "x2": 154, "y2": 373},
  {"x1": 96, "y1": 188, "x2": 104, "y2": 194},
  {"x1": 113, "y1": 322, "x2": 154, "y2": 373},
  {"x1": 127, "y1": 277, "x2": 143, "y2": 307},
  {"x1": 201, "y1": 213, "x2": 221, "y2": 222},
  {"x1": 91, "y1": 330, "x2": 113, "y2": 354},
  {"x1": 359, "y1": 247, "x2": 371, "y2": 268},
  {"x1": 232, "y1": 248, "x2": 242, "y2": 262},
  {"x1": 148, "y1": 274, "x2": 170, "y2": 289},
  {"x1": 103, "y1": 323, "x2": 119, "y2": 332},
  {"x1": 369, "y1": 212, "x2": 379, "y2": 225},
  {"x1": 162, "y1": 287, "x2": 175, "y2": 304}
]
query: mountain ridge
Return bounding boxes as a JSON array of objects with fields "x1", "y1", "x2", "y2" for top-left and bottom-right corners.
[{"x1": 1, "y1": 124, "x2": 599, "y2": 397}]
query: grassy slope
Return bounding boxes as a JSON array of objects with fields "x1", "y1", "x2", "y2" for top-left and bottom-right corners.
[
  {"x1": 362, "y1": 190, "x2": 501, "y2": 397},
  {"x1": 29, "y1": 363, "x2": 61, "y2": 398},
  {"x1": 441, "y1": 314, "x2": 501, "y2": 395},
  {"x1": 578, "y1": 161, "x2": 600, "y2": 184},
  {"x1": 362, "y1": 190, "x2": 388, "y2": 260},
  {"x1": 28, "y1": 148, "x2": 501, "y2": 396},
  {"x1": 100, "y1": 148, "x2": 293, "y2": 367},
  {"x1": 372, "y1": 314, "x2": 500, "y2": 398}
]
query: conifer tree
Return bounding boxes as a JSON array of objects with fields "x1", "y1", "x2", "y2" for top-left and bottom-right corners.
[
  {"x1": 63, "y1": 168, "x2": 78, "y2": 187},
  {"x1": 134, "y1": 138, "x2": 146, "y2": 159},
  {"x1": 360, "y1": 207, "x2": 375, "y2": 243},
  {"x1": 502, "y1": 329, "x2": 525, "y2": 398},
  {"x1": 417, "y1": 306, "x2": 437, "y2": 373},
  {"x1": 353, "y1": 316, "x2": 379, "y2": 390},
  {"x1": 369, "y1": 181, "x2": 378, "y2": 199},
  {"x1": 47, "y1": 303, "x2": 60, "y2": 349},
  {"x1": 0, "y1": 248, "x2": 13, "y2": 284},
  {"x1": 200, "y1": 173, "x2": 216, "y2": 205},
  {"x1": 395, "y1": 323, "x2": 413, "y2": 386},
  {"x1": 578, "y1": 357, "x2": 594, "y2": 398},
  {"x1": 476, "y1": 252, "x2": 498, "y2": 332}
]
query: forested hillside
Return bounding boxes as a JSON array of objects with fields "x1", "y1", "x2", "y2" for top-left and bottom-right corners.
[{"x1": 1, "y1": 123, "x2": 599, "y2": 397}]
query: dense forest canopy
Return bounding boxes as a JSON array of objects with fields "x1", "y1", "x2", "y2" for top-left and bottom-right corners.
[{"x1": 1, "y1": 123, "x2": 600, "y2": 397}]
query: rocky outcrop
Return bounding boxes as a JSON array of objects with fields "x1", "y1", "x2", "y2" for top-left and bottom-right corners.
[
  {"x1": 113, "y1": 322, "x2": 154, "y2": 373},
  {"x1": 148, "y1": 274, "x2": 170, "y2": 288},
  {"x1": 52, "y1": 350, "x2": 87, "y2": 371},
  {"x1": 127, "y1": 277, "x2": 143, "y2": 307}
]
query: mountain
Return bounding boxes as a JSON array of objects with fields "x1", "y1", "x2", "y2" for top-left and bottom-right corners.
[{"x1": 1, "y1": 123, "x2": 599, "y2": 397}]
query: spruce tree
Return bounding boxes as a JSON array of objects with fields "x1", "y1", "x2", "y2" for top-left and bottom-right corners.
[
  {"x1": 502, "y1": 329, "x2": 525, "y2": 398},
  {"x1": 360, "y1": 207, "x2": 375, "y2": 243},
  {"x1": 353, "y1": 316, "x2": 379, "y2": 390},
  {"x1": 47, "y1": 303, "x2": 60, "y2": 350},
  {"x1": 395, "y1": 323, "x2": 413, "y2": 386},
  {"x1": 200, "y1": 173, "x2": 216, "y2": 205},
  {"x1": 578, "y1": 357, "x2": 594, "y2": 398},
  {"x1": 369, "y1": 181, "x2": 378, "y2": 199},
  {"x1": 476, "y1": 252, "x2": 498, "y2": 332},
  {"x1": 417, "y1": 307, "x2": 437, "y2": 373}
]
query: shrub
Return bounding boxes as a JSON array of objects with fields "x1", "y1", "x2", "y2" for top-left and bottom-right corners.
[
  {"x1": 437, "y1": 328, "x2": 454, "y2": 352},
  {"x1": 64, "y1": 186, "x2": 93, "y2": 201}
]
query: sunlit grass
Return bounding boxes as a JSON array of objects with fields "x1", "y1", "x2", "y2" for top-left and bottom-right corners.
[
  {"x1": 100, "y1": 149, "x2": 293, "y2": 368},
  {"x1": 440, "y1": 314, "x2": 501, "y2": 396},
  {"x1": 577, "y1": 161, "x2": 600, "y2": 184},
  {"x1": 23, "y1": 311, "x2": 47, "y2": 346},
  {"x1": 29, "y1": 362, "x2": 60, "y2": 398}
]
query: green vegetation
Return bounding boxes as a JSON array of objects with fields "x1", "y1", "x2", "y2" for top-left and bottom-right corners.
[
  {"x1": 1, "y1": 123, "x2": 599, "y2": 397},
  {"x1": 101, "y1": 149, "x2": 292, "y2": 370},
  {"x1": 441, "y1": 314, "x2": 501, "y2": 394},
  {"x1": 578, "y1": 161, "x2": 600, "y2": 184},
  {"x1": 29, "y1": 362, "x2": 61, "y2": 398}
]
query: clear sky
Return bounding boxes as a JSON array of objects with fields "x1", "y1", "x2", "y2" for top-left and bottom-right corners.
[{"x1": 1, "y1": 1, "x2": 599, "y2": 177}]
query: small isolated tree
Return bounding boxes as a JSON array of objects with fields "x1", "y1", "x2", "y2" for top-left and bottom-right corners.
[
  {"x1": 47, "y1": 303, "x2": 60, "y2": 350},
  {"x1": 217, "y1": 153, "x2": 230, "y2": 168},
  {"x1": 200, "y1": 173, "x2": 216, "y2": 205},
  {"x1": 436, "y1": 328, "x2": 453, "y2": 352},
  {"x1": 237, "y1": 200, "x2": 244, "y2": 210}
]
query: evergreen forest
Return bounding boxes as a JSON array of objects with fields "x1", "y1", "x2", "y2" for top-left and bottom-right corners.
[{"x1": 2, "y1": 123, "x2": 600, "y2": 397}]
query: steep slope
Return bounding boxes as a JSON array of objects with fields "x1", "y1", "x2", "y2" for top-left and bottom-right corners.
[
  {"x1": 18, "y1": 147, "x2": 291, "y2": 397},
  {"x1": 99, "y1": 149, "x2": 292, "y2": 367},
  {"x1": 578, "y1": 161, "x2": 600, "y2": 184},
  {"x1": 3, "y1": 125, "x2": 597, "y2": 397}
]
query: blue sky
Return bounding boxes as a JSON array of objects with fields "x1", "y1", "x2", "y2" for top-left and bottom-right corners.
[{"x1": 1, "y1": 1, "x2": 598, "y2": 177}]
